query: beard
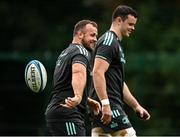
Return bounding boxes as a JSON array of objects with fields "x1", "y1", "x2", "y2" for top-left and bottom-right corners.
[{"x1": 82, "y1": 39, "x2": 93, "y2": 51}]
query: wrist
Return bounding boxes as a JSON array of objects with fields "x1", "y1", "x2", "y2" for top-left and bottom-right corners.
[
  {"x1": 101, "y1": 99, "x2": 110, "y2": 106},
  {"x1": 75, "y1": 95, "x2": 82, "y2": 103},
  {"x1": 133, "y1": 103, "x2": 140, "y2": 110}
]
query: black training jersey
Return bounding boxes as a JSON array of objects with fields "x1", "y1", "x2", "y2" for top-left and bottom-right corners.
[
  {"x1": 46, "y1": 43, "x2": 92, "y2": 120},
  {"x1": 92, "y1": 31, "x2": 126, "y2": 109}
]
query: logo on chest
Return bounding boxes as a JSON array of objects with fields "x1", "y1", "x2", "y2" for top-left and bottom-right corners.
[{"x1": 119, "y1": 46, "x2": 126, "y2": 64}]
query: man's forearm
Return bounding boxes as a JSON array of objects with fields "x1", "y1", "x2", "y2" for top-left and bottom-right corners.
[
  {"x1": 72, "y1": 72, "x2": 86, "y2": 100},
  {"x1": 123, "y1": 82, "x2": 140, "y2": 110},
  {"x1": 93, "y1": 70, "x2": 108, "y2": 101},
  {"x1": 72, "y1": 64, "x2": 87, "y2": 102}
]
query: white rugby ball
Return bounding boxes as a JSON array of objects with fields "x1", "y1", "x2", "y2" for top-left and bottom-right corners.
[{"x1": 24, "y1": 60, "x2": 47, "y2": 93}]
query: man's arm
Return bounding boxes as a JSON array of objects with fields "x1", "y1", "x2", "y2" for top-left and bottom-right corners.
[
  {"x1": 61, "y1": 63, "x2": 86, "y2": 108},
  {"x1": 93, "y1": 58, "x2": 109, "y2": 101},
  {"x1": 123, "y1": 82, "x2": 150, "y2": 120},
  {"x1": 93, "y1": 58, "x2": 112, "y2": 124},
  {"x1": 72, "y1": 63, "x2": 86, "y2": 100},
  {"x1": 123, "y1": 82, "x2": 140, "y2": 109}
]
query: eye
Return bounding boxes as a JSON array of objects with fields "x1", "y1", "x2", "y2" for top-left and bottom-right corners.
[
  {"x1": 91, "y1": 33, "x2": 97, "y2": 37},
  {"x1": 129, "y1": 23, "x2": 135, "y2": 26},
  {"x1": 91, "y1": 34, "x2": 95, "y2": 37}
]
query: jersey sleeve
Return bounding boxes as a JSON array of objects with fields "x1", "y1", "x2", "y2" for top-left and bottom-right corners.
[
  {"x1": 95, "y1": 42, "x2": 115, "y2": 64},
  {"x1": 72, "y1": 54, "x2": 88, "y2": 68}
]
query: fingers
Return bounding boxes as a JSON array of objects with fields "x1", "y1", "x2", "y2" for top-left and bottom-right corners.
[
  {"x1": 94, "y1": 102, "x2": 101, "y2": 115},
  {"x1": 94, "y1": 106, "x2": 100, "y2": 115},
  {"x1": 143, "y1": 111, "x2": 150, "y2": 120},
  {"x1": 101, "y1": 112, "x2": 112, "y2": 125},
  {"x1": 136, "y1": 110, "x2": 150, "y2": 120},
  {"x1": 60, "y1": 97, "x2": 80, "y2": 109},
  {"x1": 60, "y1": 99, "x2": 73, "y2": 109},
  {"x1": 101, "y1": 105, "x2": 112, "y2": 125},
  {"x1": 135, "y1": 105, "x2": 150, "y2": 121},
  {"x1": 66, "y1": 98, "x2": 76, "y2": 107},
  {"x1": 88, "y1": 99, "x2": 101, "y2": 115},
  {"x1": 60, "y1": 103, "x2": 70, "y2": 108},
  {"x1": 142, "y1": 109, "x2": 150, "y2": 120}
]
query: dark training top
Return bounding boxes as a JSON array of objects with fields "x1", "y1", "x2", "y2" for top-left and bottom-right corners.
[
  {"x1": 91, "y1": 31, "x2": 132, "y2": 132},
  {"x1": 92, "y1": 30, "x2": 126, "y2": 110},
  {"x1": 45, "y1": 43, "x2": 92, "y2": 122}
]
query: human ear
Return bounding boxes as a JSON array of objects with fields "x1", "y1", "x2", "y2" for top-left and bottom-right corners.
[
  {"x1": 118, "y1": 17, "x2": 122, "y2": 23},
  {"x1": 77, "y1": 31, "x2": 84, "y2": 39}
]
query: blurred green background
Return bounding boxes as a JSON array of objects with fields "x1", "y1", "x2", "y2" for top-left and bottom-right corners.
[{"x1": 0, "y1": 0, "x2": 180, "y2": 135}]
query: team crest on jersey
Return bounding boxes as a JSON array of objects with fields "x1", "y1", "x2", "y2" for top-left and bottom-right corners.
[
  {"x1": 120, "y1": 53, "x2": 126, "y2": 64},
  {"x1": 119, "y1": 46, "x2": 126, "y2": 64}
]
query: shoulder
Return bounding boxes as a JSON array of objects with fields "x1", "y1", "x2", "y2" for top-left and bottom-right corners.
[
  {"x1": 97, "y1": 31, "x2": 116, "y2": 47},
  {"x1": 73, "y1": 44, "x2": 89, "y2": 58}
]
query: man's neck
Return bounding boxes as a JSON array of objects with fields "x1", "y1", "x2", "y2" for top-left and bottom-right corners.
[
  {"x1": 110, "y1": 23, "x2": 122, "y2": 41},
  {"x1": 72, "y1": 37, "x2": 82, "y2": 45}
]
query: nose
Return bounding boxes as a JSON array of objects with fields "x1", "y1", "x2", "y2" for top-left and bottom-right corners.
[
  {"x1": 132, "y1": 26, "x2": 135, "y2": 31},
  {"x1": 94, "y1": 37, "x2": 97, "y2": 42}
]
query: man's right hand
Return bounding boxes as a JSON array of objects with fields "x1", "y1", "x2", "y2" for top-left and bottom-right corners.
[
  {"x1": 60, "y1": 95, "x2": 82, "y2": 109},
  {"x1": 101, "y1": 105, "x2": 112, "y2": 125}
]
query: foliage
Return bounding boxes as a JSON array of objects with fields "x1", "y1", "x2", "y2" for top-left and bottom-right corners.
[{"x1": 0, "y1": 0, "x2": 180, "y2": 135}]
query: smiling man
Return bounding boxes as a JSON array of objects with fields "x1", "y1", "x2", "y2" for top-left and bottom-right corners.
[
  {"x1": 45, "y1": 20, "x2": 100, "y2": 136},
  {"x1": 91, "y1": 5, "x2": 150, "y2": 137}
]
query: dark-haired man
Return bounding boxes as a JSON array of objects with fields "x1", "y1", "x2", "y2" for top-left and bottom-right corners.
[{"x1": 91, "y1": 5, "x2": 150, "y2": 137}]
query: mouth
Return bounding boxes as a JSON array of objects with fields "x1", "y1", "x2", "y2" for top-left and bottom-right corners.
[
  {"x1": 90, "y1": 42, "x2": 95, "y2": 46},
  {"x1": 128, "y1": 30, "x2": 132, "y2": 34},
  {"x1": 90, "y1": 43, "x2": 96, "y2": 49}
]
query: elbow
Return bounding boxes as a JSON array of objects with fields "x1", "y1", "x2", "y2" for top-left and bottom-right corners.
[
  {"x1": 93, "y1": 69, "x2": 104, "y2": 81},
  {"x1": 93, "y1": 69, "x2": 100, "y2": 78}
]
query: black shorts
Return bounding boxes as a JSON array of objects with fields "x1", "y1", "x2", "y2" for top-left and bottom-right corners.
[
  {"x1": 45, "y1": 104, "x2": 86, "y2": 136},
  {"x1": 92, "y1": 108, "x2": 132, "y2": 133},
  {"x1": 46, "y1": 119, "x2": 86, "y2": 136}
]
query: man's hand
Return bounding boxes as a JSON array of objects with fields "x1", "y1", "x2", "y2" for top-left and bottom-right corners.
[
  {"x1": 88, "y1": 98, "x2": 101, "y2": 115},
  {"x1": 135, "y1": 105, "x2": 150, "y2": 120},
  {"x1": 60, "y1": 95, "x2": 82, "y2": 109},
  {"x1": 101, "y1": 105, "x2": 112, "y2": 125}
]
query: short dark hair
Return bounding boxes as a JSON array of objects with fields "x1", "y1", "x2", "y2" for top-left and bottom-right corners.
[
  {"x1": 112, "y1": 5, "x2": 138, "y2": 21},
  {"x1": 73, "y1": 20, "x2": 98, "y2": 36}
]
